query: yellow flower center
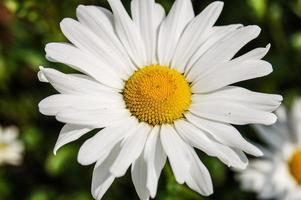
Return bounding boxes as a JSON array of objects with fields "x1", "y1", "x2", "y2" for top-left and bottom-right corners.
[
  {"x1": 0, "y1": 143, "x2": 7, "y2": 150},
  {"x1": 289, "y1": 149, "x2": 301, "y2": 184},
  {"x1": 123, "y1": 65, "x2": 191, "y2": 126}
]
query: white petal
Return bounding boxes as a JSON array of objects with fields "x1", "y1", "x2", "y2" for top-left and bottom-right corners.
[
  {"x1": 131, "y1": 0, "x2": 156, "y2": 65},
  {"x1": 130, "y1": 2, "x2": 164, "y2": 61},
  {"x1": 217, "y1": 147, "x2": 248, "y2": 170},
  {"x1": 54, "y1": 124, "x2": 92, "y2": 155},
  {"x1": 160, "y1": 124, "x2": 190, "y2": 184},
  {"x1": 60, "y1": 18, "x2": 131, "y2": 82},
  {"x1": 45, "y1": 42, "x2": 124, "y2": 87},
  {"x1": 235, "y1": 43, "x2": 271, "y2": 62},
  {"x1": 157, "y1": 0, "x2": 194, "y2": 66},
  {"x1": 55, "y1": 108, "x2": 130, "y2": 127},
  {"x1": 144, "y1": 126, "x2": 166, "y2": 198},
  {"x1": 189, "y1": 95, "x2": 277, "y2": 125},
  {"x1": 39, "y1": 94, "x2": 124, "y2": 116},
  {"x1": 186, "y1": 25, "x2": 261, "y2": 81},
  {"x1": 91, "y1": 144, "x2": 121, "y2": 200},
  {"x1": 238, "y1": 167, "x2": 266, "y2": 192},
  {"x1": 171, "y1": 1, "x2": 224, "y2": 73},
  {"x1": 153, "y1": 3, "x2": 166, "y2": 30},
  {"x1": 131, "y1": 152, "x2": 150, "y2": 200},
  {"x1": 2, "y1": 126, "x2": 19, "y2": 142},
  {"x1": 184, "y1": 145, "x2": 213, "y2": 196},
  {"x1": 284, "y1": 190, "x2": 301, "y2": 200},
  {"x1": 192, "y1": 86, "x2": 282, "y2": 112},
  {"x1": 292, "y1": 99, "x2": 301, "y2": 143},
  {"x1": 213, "y1": 145, "x2": 249, "y2": 170},
  {"x1": 174, "y1": 120, "x2": 249, "y2": 169},
  {"x1": 191, "y1": 60, "x2": 273, "y2": 93},
  {"x1": 76, "y1": 5, "x2": 136, "y2": 75},
  {"x1": 184, "y1": 24, "x2": 242, "y2": 74},
  {"x1": 92, "y1": 171, "x2": 114, "y2": 200},
  {"x1": 253, "y1": 124, "x2": 290, "y2": 149},
  {"x1": 174, "y1": 120, "x2": 220, "y2": 156},
  {"x1": 39, "y1": 68, "x2": 120, "y2": 94},
  {"x1": 110, "y1": 122, "x2": 151, "y2": 177},
  {"x1": 38, "y1": 66, "x2": 48, "y2": 82},
  {"x1": 185, "y1": 112, "x2": 262, "y2": 156},
  {"x1": 234, "y1": 148, "x2": 250, "y2": 163},
  {"x1": 152, "y1": 3, "x2": 166, "y2": 64},
  {"x1": 77, "y1": 117, "x2": 138, "y2": 165},
  {"x1": 108, "y1": 0, "x2": 147, "y2": 67},
  {"x1": 276, "y1": 105, "x2": 287, "y2": 123}
]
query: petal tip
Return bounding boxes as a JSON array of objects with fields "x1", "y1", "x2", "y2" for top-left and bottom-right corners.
[
  {"x1": 77, "y1": 151, "x2": 92, "y2": 166},
  {"x1": 109, "y1": 167, "x2": 125, "y2": 178},
  {"x1": 214, "y1": 1, "x2": 224, "y2": 7},
  {"x1": 265, "y1": 62, "x2": 273, "y2": 74},
  {"x1": 268, "y1": 113, "x2": 278, "y2": 125},
  {"x1": 278, "y1": 95, "x2": 284, "y2": 102},
  {"x1": 77, "y1": 4, "x2": 85, "y2": 10},
  {"x1": 59, "y1": 18, "x2": 75, "y2": 30},
  {"x1": 53, "y1": 149, "x2": 58, "y2": 155},
  {"x1": 37, "y1": 66, "x2": 49, "y2": 82},
  {"x1": 247, "y1": 25, "x2": 261, "y2": 36},
  {"x1": 203, "y1": 186, "x2": 214, "y2": 197},
  {"x1": 253, "y1": 149, "x2": 264, "y2": 157}
]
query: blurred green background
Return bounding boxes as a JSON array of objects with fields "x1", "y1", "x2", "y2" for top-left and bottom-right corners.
[{"x1": 0, "y1": 0, "x2": 300, "y2": 199}]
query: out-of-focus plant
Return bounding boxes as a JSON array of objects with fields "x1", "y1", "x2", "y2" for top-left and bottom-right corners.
[{"x1": 0, "y1": 0, "x2": 300, "y2": 199}]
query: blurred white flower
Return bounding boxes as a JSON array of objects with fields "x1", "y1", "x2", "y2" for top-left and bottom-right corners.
[
  {"x1": 38, "y1": 0, "x2": 282, "y2": 199},
  {"x1": 0, "y1": 125, "x2": 24, "y2": 166},
  {"x1": 238, "y1": 99, "x2": 301, "y2": 200}
]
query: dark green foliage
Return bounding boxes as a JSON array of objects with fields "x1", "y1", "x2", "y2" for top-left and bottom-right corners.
[{"x1": 0, "y1": 0, "x2": 300, "y2": 199}]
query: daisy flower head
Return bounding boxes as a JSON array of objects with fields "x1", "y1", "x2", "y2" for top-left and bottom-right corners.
[
  {"x1": 238, "y1": 99, "x2": 301, "y2": 200},
  {"x1": 0, "y1": 125, "x2": 24, "y2": 166},
  {"x1": 38, "y1": 0, "x2": 282, "y2": 199}
]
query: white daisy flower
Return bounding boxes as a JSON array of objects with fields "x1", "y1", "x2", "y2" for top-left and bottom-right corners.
[
  {"x1": 0, "y1": 125, "x2": 24, "y2": 166},
  {"x1": 238, "y1": 99, "x2": 301, "y2": 200},
  {"x1": 38, "y1": 0, "x2": 282, "y2": 199}
]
